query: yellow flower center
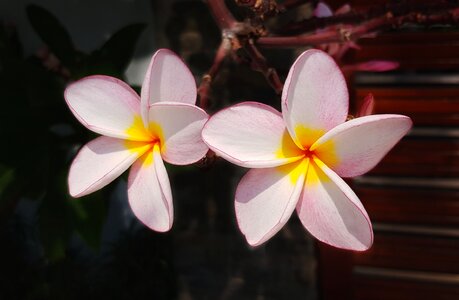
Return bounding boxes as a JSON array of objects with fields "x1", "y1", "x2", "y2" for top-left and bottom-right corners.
[
  {"x1": 277, "y1": 125, "x2": 339, "y2": 184},
  {"x1": 124, "y1": 115, "x2": 166, "y2": 164}
]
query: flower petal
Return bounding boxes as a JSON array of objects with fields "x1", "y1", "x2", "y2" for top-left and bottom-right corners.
[
  {"x1": 140, "y1": 49, "x2": 197, "y2": 125},
  {"x1": 282, "y1": 49, "x2": 348, "y2": 148},
  {"x1": 235, "y1": 159, "x2": 307, "y2": 246},
  {"x1": 148, "y1": 102, "x2": 209, "y2": 165},
  {"x1": 65, "y1": 75, "x2": 150, "y2": 141},
  {"x1": 68, "y1": 136, "x2": 151, "y2": 197},
  {"x1": 202, "y1": 102, "x2": 304, "y2": 168},
  {"x1": 296, "y1": 159, "x2": 373, "y2": 251},
  {"x1": 128, "y1": 144, "x2": 173, "y2": 232},
  {"x1": 311, "y1": 114, "x2": 412, "y2": 177},
  {"x1": 314, "y1": 2, "x2": 333, "y2": 17},
  {"x1": 356, "y1": 93, "x2": 375, "y2": 117}
]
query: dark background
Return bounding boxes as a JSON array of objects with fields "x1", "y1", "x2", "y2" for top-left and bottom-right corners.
[{"x1": 0, "y1": 1, "x2": 318, "y2": 299}]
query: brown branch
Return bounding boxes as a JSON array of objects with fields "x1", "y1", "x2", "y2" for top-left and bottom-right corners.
[
  {"x1": 243, "y1": 38, "x2": 283, "y2": 94},
  {"x1": 206, "y1": 0, "x2": 239, "y2": 30},
  {"x1": 198, "y1": 40, "x2": 230, "y2": 109},
  {"x1": 278, "y1": 0, "x2": 316, "y2": 11},
  {"x1": 277, "y1": 1, "x2": 459, "y2": 35},
  {"x1": 258, "y1": 8, "x2": 459, "y2": 48},
  {"x1": 203, "y1": 0, "x2": 284, "y2": 100}
]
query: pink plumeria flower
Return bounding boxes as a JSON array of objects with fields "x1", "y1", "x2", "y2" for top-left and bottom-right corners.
[
  {"x1": 202, "y1": 49, "x2": 412, "y2": 250},
  {"x1": 65, "y1": 49, "x2": 209, "y2": 232}
]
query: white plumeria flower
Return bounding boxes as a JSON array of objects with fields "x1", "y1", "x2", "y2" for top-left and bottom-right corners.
[
  {"x1": 65, "y1": 49, "x2": 209, "y2": 232},
  {"x1": 202, "y1": 49, "x2": 412, "y2": 250}
]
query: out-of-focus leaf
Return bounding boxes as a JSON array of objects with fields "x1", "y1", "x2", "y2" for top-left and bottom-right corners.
[
  {"x1": 26, "y1": 4, "x2": 76, "y2": 68},
  {"x1": 0, "y1": 23, "x2": 23, "y2": 65},
  {"x1": 69, "y1": 192, "x2": 107, "y2": 251},
  {"x1": 0, "y1": 165, "x2": 15, "y2": 199},
  {"x1": 39, "y1": 192, "x2": 72, "y2": 261},
  {"x1": 95, "y1": 23, "x2": 146, "y2": 72},
  {"x1": 38, "y1": 168, "x2": 72, "y2": 261}
]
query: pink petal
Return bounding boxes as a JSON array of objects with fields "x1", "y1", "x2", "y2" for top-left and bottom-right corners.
[
  {"x1": 140, "y1": 49, "x2": 197, "y2": 125},
  {"x1": 312, "y1": 114, "x2": 413, "y2": 177},
  {"x1": 357, "y1": 93, "x2": 375, "y2": 117},
  {"x1": 235, "y1": 159, "x2": 307, "y2": 246},
  {"x1": 335, "y1": 4, "x2": 351, "y2": 15},
  {"x1": 65, "y1": 75, "x2": 150, "y2": 141},
  {"x1": 314, "y1": 2, "x2": 333, "y2": 17},
  {"x1": 347, "y1": 60, "x2": 400, "y2": 72},
  {"x1": 297, "y1": 159, "x2": 373, "y2": 251},
  {"x1": 128, "y1": 145, "x2": 173, "y2": 232},
  {"x1": 149, "y1": 102, "x2": 209, "y2": 165},
  {"x1": 68, "y1": 136, "x2": 151, "y2": 197},
  {"x1": 202, "y1": 102, "x2": 304, "y2": 168},
  {"x1": 282, "y1": 50, "x2": 349, "y2": 149}
]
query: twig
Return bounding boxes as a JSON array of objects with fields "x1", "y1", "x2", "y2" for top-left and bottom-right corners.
[
  {"x1": 276, "y1": 1, "x2": 459, "y2": 35},
  {"x1": 198, "y1": 40, "x2": 230, "y2": 109},
  {"x1": 243, "y1": 38, "x2": 283, "y2": 94},
  {"x1": 206, "y1": 0, "x2": 239, "y2": 30},
  {"x1": 258, "y1": 8, "x2": 459, "y2": 48}
]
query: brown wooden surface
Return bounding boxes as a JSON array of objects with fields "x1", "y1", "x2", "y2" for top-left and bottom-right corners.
[
  {"x1": 356, "y1": 87, "x2": 459, "y2": 126},
  {"x1": 347, "y1": 32, "x2": 459, "y2": 70},
  {"x1": 317, "y1": 20, "x2": 459, "y2": 300},
  {"x1": 355, "y1": 185, "x2": 459, "y2": 226},
  {"x1": 354, "y1": 233, "x2": 459, "y2": 273},
  {"x1": 353, "y1": 275, "x2": 459, "y2": 300},
  {"x1": 368, "y1": 138, "x2": 459, "y2": 177}
]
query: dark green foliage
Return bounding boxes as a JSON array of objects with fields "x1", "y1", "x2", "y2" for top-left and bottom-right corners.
[{"x1": 26, "y1": 4, "x2": 77, "y2": 68}]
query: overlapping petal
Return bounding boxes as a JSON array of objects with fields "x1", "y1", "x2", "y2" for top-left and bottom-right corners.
[
  {"x1": 281, "y1": 49, "x2": 348, "y2": 148},
  {"x1": 140, "y1": 49, "x2": 197, "y2": 125},
  {"x1": 235, "y1": 159, "x2": 307, "y2": 246},
  {"x1": 202, "y1": 102, "x2": 303, "y2": 168},
  {"x1": 128, "y1": 144, "x2": 173, "y2": 232},
  {"x1": 68, "y1": 136, "x2": 151, "y2": 197},
  {"x1": 296, "y1": 159, "x2": 373, "y2": 251},
  {"x1": 65, "y1": 75, "x2": 150, "y2": 141},
  {"x1": 149, "y1": 102, "x2": 209, "y2": 165},
  {"x1": 311, "y1": 114, "x2": 412, "y2": 177}
]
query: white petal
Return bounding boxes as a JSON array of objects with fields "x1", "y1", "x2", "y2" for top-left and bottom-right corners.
[
  {"x1": 235, "y1": 159, "x2": 307, "y2": 246},
  {"x1": 311, "y1": 114, "x2": 413, "y2": 177},
  {"x1": 202, "y1": 102, "x2": 303, "y2": 168},
  {"x1": 140, "y1": 49, "x2": 197, "y2": 125},
  {"x1": 282, "y1": 49, "x2": 348, "y2": 148},
  {"x1": 65, "y1": 75, "x2": 150, "y2": 141},
  {"x1": 68, "y1": 136, "x2": 150, "y2": 197},
  {"x1": 128, "y1": 144, "x2": 173, "y2": 232},
  {"x1": 296, "y1": 159, "x2": 373, "y2": 251},
  {"x1": 148, "y1": 102, "x2": 209, "y2": 165}
]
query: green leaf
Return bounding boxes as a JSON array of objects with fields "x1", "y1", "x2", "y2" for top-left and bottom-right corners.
[
  {"x1": 26, "y1": 4, "x2": 76, "y2": 68},
  {"x1": 96, "y1": 23, "x2": 146, "y2": 72}
]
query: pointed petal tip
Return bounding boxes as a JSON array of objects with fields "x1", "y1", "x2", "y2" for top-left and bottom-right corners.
[
  {"x1": 318, "y1": 236, "x2": 373, "y2": 252},
  {"x1": 312, "y1": 220, "x2": 374, "y2": 252}
]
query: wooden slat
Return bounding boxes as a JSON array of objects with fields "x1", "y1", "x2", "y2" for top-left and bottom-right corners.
[
  {"x1": 354, "y1": 233, "x2": 459, "y2": 273},
  {"x1": 355, "y1": 87, "x2": 459, "y2": 126},
  {"x1": 353, "y1": 269, "x2": 459, "y2": 300},
  {"x1": 368, "y1": 138, "x2": 459, "y2": 177},
  {"x1": 347, "y1": 31, "x2": 459, "y2": 70},
  {"x1": 354, "y1": 185, "x2": 459, "y2": 226}
]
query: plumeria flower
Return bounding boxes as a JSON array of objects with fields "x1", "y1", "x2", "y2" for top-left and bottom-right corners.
[
  {"x1": 65, "y1": 49, "x2": 209, "y2": 232},
  {"x1": 202, "y1": 49, "x2": 412, "y2": 250}
]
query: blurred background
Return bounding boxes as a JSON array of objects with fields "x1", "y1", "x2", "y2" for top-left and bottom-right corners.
[{"x1": 0, "y1": 0, "x2": 458, "y2": 299}]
